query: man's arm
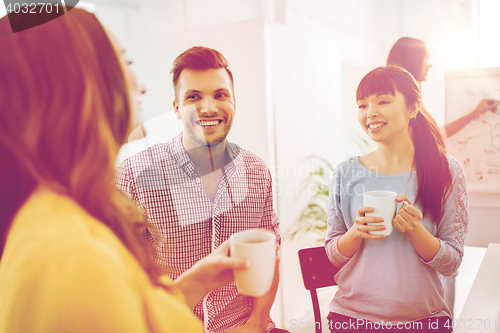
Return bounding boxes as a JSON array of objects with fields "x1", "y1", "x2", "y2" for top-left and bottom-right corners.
[
  {"x1": 223, "y1": 259, "x2": 279, "y2": 333},
  {"x1": 242, "y1": 262, "x2": 280, "y2": 333},
  {"x1": 227, "y1": 172, "x2": 280, "y2": 333},
  {"x1": 115, "y1": 160, "x2": 135, "y2": 199},
  {"x1": 115, "y1": 159, "x2": 160, "y2": 254}
]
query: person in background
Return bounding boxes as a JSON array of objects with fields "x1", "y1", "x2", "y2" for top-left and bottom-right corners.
[
  {"x1": 0, "y1": 8, "x2": 249, "y2": 333},
  {"x1": 387, "y1": 36, "x2": 498, "y2": 315},
  {"x1": 387, "y1": 37, "x2": 500, "y2": 142},
  {"x1": 325, "y1": 66, "x2": 468, "y2": 332},
  {"x1": 115, "y1": 46, "x2": 286, "y2": 333}
]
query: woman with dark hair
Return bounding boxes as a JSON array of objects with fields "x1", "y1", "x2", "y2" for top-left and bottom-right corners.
[
  {"x1": 387, "y1": 37, "x2": 500, "y2": 142},
  {"x1": 0, "y1": 8, "x2": 248, "y2": 333},
  {"x1": 325, "y1": 66, "x2": 468, "y2": 332},
  {"x1": 387, "y1": 36, "x2": 498, "y2": 315}
]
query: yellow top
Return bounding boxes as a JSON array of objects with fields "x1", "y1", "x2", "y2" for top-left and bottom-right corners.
[{"x1": 0, "y1": 188, "x2": 204, "y2": 333}]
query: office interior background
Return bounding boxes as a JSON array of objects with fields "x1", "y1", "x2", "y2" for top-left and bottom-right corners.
[{"x1": 3, "y1": 0, "x2": 499, "y2": 330}]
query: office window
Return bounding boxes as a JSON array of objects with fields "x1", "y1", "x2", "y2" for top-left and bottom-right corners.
[{"x1": 477, "y1": 0, "x2": 500, "y2": 67}]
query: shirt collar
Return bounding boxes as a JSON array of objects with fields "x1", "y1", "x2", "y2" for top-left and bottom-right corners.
[
  {"x1": 167, "y1": 132, "x2": 241, "y2": 176},
  {"x1": 168, "y1": 132, "x2": 191, "y2": 168}
]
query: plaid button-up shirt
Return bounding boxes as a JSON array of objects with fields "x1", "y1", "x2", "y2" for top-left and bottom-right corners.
[{"x1": 115, "y1": 133, "x2": 280, "y2": 333}]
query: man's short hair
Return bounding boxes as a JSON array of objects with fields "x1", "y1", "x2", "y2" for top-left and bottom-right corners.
[{"x1": 171, "y1": 46, "x2": 234, "y2": 102}]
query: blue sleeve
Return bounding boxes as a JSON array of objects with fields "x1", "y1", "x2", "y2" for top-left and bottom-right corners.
[{"x1": 325, "y1": 165, "x2": 352, "y2": 268}]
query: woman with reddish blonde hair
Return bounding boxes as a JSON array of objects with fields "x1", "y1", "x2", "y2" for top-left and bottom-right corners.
[
  {"x1": 325, "y1": 66, "x2": 468, "y2": 332},
  {"x1": 0, "y1": 8, "x2": 247, "y2": 333}
]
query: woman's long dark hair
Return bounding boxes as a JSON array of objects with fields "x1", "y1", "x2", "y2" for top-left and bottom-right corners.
[
  {"x1": 356, "y1": 66, "x2": 452, "y2": 223},
  {"x1": 0, "y1": 8, "x2": 163, "y2": 283}
]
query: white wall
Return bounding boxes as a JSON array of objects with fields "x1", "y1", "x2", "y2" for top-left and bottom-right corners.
[
  {"x1": 399, "y1": 0, "x2": 474, "y2": 128},
  {"x1": 269, "y1": 18, "x2": 344, "y2": 325},
  {"x1": 478, "y1": 0, "x2": 500, "y2": 68}
]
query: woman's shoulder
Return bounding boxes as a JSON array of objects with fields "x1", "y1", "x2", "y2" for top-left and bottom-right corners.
[
  {"x1": 1, "y1": 189, "x2": 200, "y2": 332},
  {"x1": 335, "y1": 156, "x2": 360, "y2": 170},
  {"x1": 357, "y1": 150, "x2": 378, "y2": 167},
  {"x1": 0, "y1": 189, "x2": 147, "y2": 313},
  {"x1": 445, "y1": 154, "x2": 465, "y2": 176},
  {"x1": 332, "y1": 156, "x2": 365, "y2": 183},
  {"x1": 5, "y1": 188, "x2": 131, "y2": 272}
]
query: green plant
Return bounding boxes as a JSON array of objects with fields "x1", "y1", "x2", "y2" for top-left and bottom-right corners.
[
  {"x1": 286, "y1": 156, "x2": 334, "y2": 243},
  {"x1": 286, "y1": 137, "x2": 374, "y2": 243}
]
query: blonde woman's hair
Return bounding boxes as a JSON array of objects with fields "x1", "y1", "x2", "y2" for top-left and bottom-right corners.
[{"x1": 0, "y1": 8, "x2": 161, "y2": 282}]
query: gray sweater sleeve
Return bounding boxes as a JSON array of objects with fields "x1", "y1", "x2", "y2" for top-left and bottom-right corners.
[
  {"x1": 325, "y1": 162, "x2": 352, "y2": 268},
  {"x1": 422, "y1": 156, "x2": 469, "y2": 277}
]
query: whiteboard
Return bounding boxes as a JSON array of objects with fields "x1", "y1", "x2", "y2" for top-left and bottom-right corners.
[{"x1": 445, "y1": 67, "x2": 500, "y2": 193}]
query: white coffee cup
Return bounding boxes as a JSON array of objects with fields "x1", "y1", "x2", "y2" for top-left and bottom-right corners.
[
  {"x1": 230, "y1": 230, "x2": 276, "y2": 297},
  {"x1": 363, "y1": 190, "x2": 398, "y2": 236}
]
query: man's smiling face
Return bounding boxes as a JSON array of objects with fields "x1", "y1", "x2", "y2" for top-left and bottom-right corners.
[{"x1": 174, "y1": 68, "x2": 235, "y2": 147}]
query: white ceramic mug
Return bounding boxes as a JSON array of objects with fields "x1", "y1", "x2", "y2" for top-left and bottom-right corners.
[
  {"x1": 230, "y1": 230, "x2": 276, "y2": 297},
  {"x1": 363, "y1": 190, "x2": 398, "y2": 236}
]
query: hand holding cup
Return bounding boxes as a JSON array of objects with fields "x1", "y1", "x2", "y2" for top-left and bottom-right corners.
[
  {"x1": 230, "y1": 229, "x2": 276, "y2": 297},
  {"x1": 363, "y1": 190, "x2": 398, "y2": 236},
  {"x1": 392, "y1": 194, "x2": 423, "y2": 233},
  {"x1": 354, "y1": 206, "x2": 386, "y2": 239}
]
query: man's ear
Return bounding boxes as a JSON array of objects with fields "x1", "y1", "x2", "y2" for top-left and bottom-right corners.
[{"x1": 173, "y1": 101, "x2": 182, "y2": 120}]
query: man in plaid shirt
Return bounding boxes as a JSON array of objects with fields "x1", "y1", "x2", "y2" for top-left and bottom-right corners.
[{"x1": 115, "y1": 47, "x2": 285, "y2": 333}]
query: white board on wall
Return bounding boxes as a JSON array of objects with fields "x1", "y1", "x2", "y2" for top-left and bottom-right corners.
[{"x1": 445, "y1": 67, "x2": 500, "y2": 193}]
